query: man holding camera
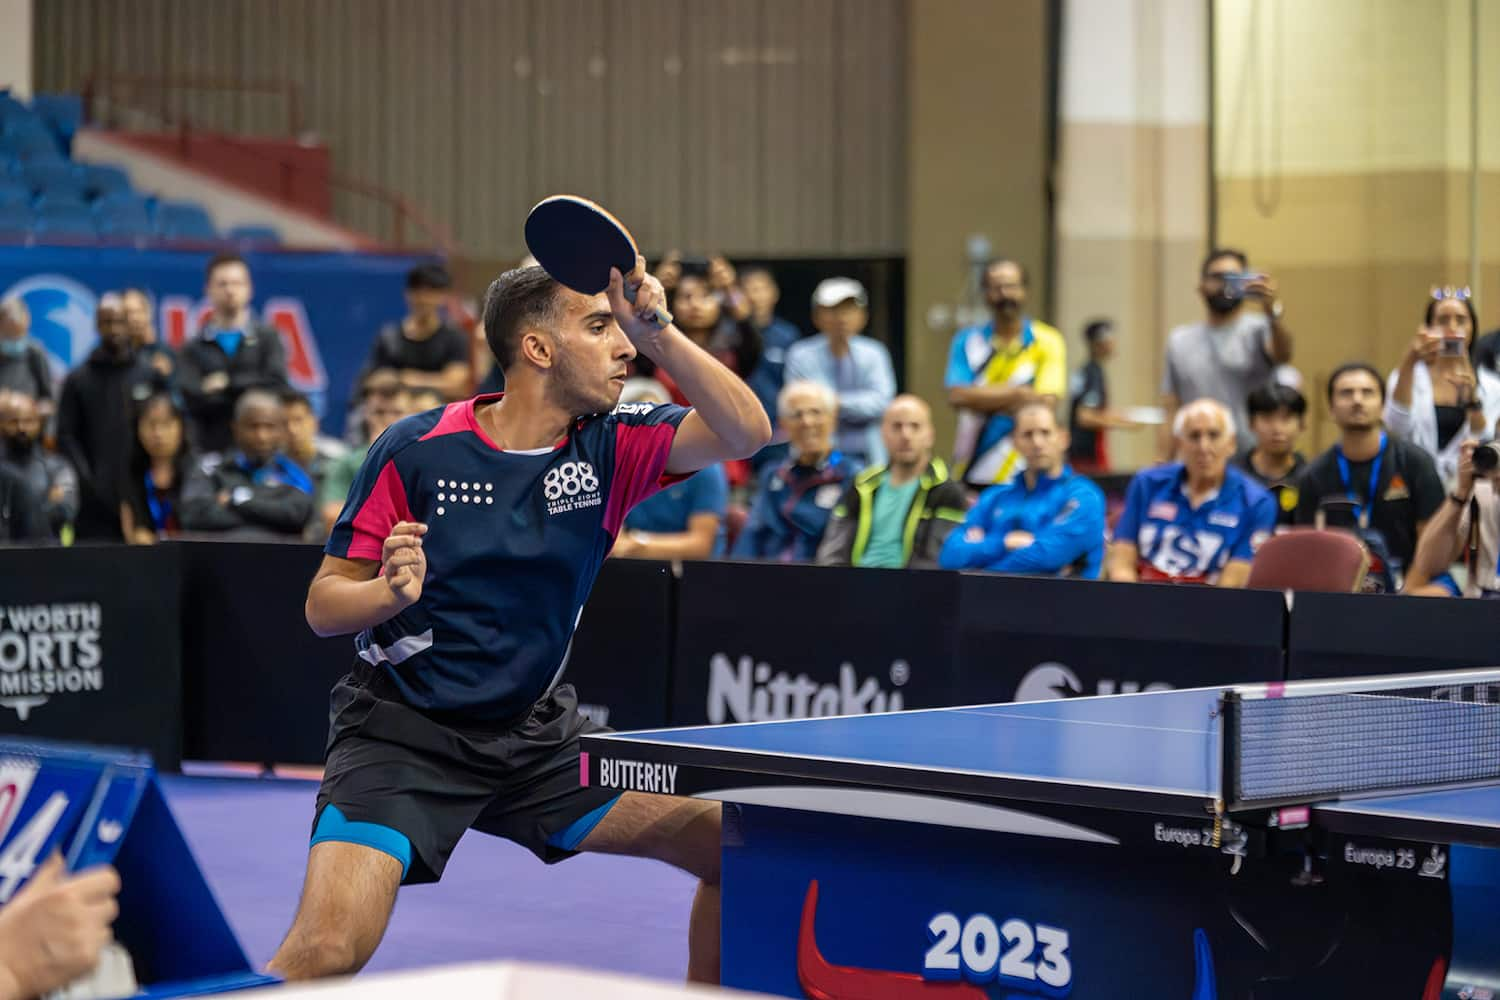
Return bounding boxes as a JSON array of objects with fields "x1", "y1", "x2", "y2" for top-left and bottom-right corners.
[
  {"x1": 1407, "y1": 433, "x2": 1500, "y2": 598},
  {"x1": 1160, "y1": 249, "x2": 1294, "y2": 458}
]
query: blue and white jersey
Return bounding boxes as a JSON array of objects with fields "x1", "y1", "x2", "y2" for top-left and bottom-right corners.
[{"x1": 1113, "y1": 463, "x2": 1276, "y2": 584}]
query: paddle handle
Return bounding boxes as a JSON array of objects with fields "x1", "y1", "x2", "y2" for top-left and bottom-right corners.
[{"x1": 623, "y1": 280, "x2": 674, "y2": 328}]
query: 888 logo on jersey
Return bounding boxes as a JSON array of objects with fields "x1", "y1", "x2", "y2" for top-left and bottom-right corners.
[{"x1": 543, "y1": 461, "x2": 601, "y2": 515}]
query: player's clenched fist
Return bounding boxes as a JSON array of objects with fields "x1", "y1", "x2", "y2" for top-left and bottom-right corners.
[
  {"x1": 0, "y1": 853, "x2": 120, "y2": 1000},
  {"x1": 382, "y1": 521, "x2": 428, "y2": 608}
]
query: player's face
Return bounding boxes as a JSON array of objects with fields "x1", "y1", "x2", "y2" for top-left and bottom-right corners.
[
  {"x1": 881, "y1": 400, "x2": 933, "y2": 468},
  {"x1": 235, "y1": 401, "x2": 285, "y2": 464},
  {"x1": 1177, "y1": 411, "x2": 1232, "y2": 479},
  {"x1": 1250, "y1": 409, "x2": 1301, "y2": 457},
  {"x1": 1330, "y1": 372, "x2": 1383, "y2": 430},
  {"x1": 207, "y1": 262, "x2": 252, "y2": 315},
  {"x1": 550, "y1": 290, "x2": 636, "y2": 415},
  {"x1": 1014, "y1": 409, "x2": 1064, "y2": 473},
  {"x1": 781, "y1": 387, "x2": 836, "y2": 459}
]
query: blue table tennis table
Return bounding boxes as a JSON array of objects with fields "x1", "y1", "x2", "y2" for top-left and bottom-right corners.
[{"x1": 581, "y1": 670, "x2": 1500, "y2": 1000}]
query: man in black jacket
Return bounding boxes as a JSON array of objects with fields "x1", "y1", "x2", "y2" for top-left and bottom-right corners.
[
  {"x1": 178, "y1": 253, "x2": 289, "y2": 453},
  {"x1": 56, "y1": 295, "x2": 142, "y2": 542},
  {"x1": 816, "y1": 395, "x2": 969, "y2": 569},
  {"x1": 179, "y1": 388, "x2": 314, "y2": 539}
]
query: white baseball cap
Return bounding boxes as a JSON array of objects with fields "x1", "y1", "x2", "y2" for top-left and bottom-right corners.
[{"x1": 811, "y1": 277, "x2": 868, "y2": 309}]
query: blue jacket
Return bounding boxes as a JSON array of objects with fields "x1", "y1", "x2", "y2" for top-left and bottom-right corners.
[
  {"x1": 732, "y1": 452, "x2": 858, "y2": 563},
  {"x1": 939, "y1": 466, "x2": 1106, "y2": 578}
]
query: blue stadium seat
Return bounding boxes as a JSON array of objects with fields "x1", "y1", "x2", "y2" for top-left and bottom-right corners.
[
  {"x1": 0, "y1": 203, "x2": 30, "y2": 239},
  {"x1": 23, "y1": 161, "x2": 87, "y2": 199},
  {"x1": 79, "y1": 163, "x2": 131, "y2": 197},
  {"x1": 32, "y1": 202, "x2": 95, "y2": 239},
  {"x1": 0, "y1": 181, "x2": 28, "y2": 209},
  {"x1": 33, "y1": 191, "x2": 89, "y2": 212},
  {"x1": 95, "y1": 198, "x2": 153, "y2": 239},
  {"x1": 155, "y1": 201, "x2": 218, "y2": 241},
  {"x1": 31, "y1": 94, "x2": 82, "y2": 143},
  {"x1": 227, "y1": 224, "x2": 282, "y2": 247},
  {"x1": 0, "y1": 125, "x2": 60, "y2": 159}
]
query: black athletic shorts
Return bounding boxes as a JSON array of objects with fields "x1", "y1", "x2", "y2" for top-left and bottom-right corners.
[{"x1": 313, "y1": 660, "x2": 619, "y2": 884}]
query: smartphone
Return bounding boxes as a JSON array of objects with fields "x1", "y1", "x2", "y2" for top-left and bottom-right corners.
[
  {"x1": 1440, "y1": 336, "x2": 1467, "y2": 358},
  {"x1": 1223, "y1": 272, "x2": 1265, "y2": 298}
]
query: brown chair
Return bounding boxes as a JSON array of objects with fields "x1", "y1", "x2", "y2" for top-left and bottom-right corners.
[{"x1": 1247, "y1": 527, "x2": 1369, "y2": 593}]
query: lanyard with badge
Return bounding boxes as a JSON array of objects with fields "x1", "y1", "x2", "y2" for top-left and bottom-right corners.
[{"x1": 1335, "y1": 432, "x2": 1386, "y2": 530}]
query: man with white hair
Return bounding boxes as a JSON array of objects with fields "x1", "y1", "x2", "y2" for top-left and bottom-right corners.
[
  {"x1": 1107, "y1": 397, "x2": 1276, "y2": 587},
  {"x1": 733, "y1": 380, "x2": 856, "y2": 561}
]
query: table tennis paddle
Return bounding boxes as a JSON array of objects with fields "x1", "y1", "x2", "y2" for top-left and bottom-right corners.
[{"x1": 524, "y1": 195, "x2": 673, "y2": 327}]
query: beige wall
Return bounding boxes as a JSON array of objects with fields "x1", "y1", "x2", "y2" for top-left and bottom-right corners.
[
  {"x1": 1214, "y1": 0, "x2": 1500, "y2": 451},
  {"x1": 0, "y1": 0, "x2": 31, "y2": 98},
  {"x1": 906, "y1": 0, "x2": 1051, "y2": 446}
]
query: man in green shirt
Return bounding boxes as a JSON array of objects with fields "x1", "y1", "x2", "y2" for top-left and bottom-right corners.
[{"x1": 816, "y1": 395, "x2": 969, "y2": 569}]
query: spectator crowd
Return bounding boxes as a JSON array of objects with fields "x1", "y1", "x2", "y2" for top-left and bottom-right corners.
[{"x1": 4, "y1": 246, "x2": 1499, "y2": 600}]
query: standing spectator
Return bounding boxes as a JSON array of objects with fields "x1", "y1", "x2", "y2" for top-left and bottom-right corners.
[
  {"x1": 120, "y1": 392, "x2": 194, "y2": 544},
  {"x1": 649, "y1": 262, "x2": 761, "y2": 405},
  {"x1": 1295, "y1": 363, "x2": 1444, "y2": 592},
  {"x1": 121, "y1": 287, "x2": 175, "y2": 392},
  {"x1": 817, "y1": 395, "x2": 968, "y2": 569},
  {"x1": 1068, "y1": 319, "x2": 1142, "y2": 472},
  {"x1": 319, "y1": 382, "x2": 410, "y2": 532},
  {"x1": 1160, "y1": 248, "x2": 1294, "y2": 457},
  {"x1": 56, "y1": 295, "x2": 140, "y2": 542},
  {"x1": 178, "y1": 253, "x2": 289, "y2": 454},
  {"x1": 784, "y1": 278, "x2": 896, "y2": 469},
  {"x1": 742, "y1": 266, "x2": 802, "y2": 471},
  {"x1": 1235, "y1": 383, "x2": 1308, "y2": 525},
  {"x1": 1408, "y1": 437, "x2": 1500, "y2": 598},
  {"x1": 1107, "y1": 398, "x2": 1276, "y2": 587},
  {"x1": 733, "y1": 380, "x2": 856, "y2": 562},
  {"x1": 610, "y1": 382, "x2": 729, "y2": 561},
  {"x1": 1473, "y1": 325, "x2": 1500, "y2": 376},
  {"x1": 0, "y1": 390, "x2": 77, "y2": 540},
  {"x1": 179, "y1": 389, "x2": 315, "y2": 539},
  {"x1": 359, "y1": 264, "x2": 472, "y2": 402},
  {"x1": 940, "y1": 401, "x2": 1106, "y2": 578},
  {"x1": 946, "y1": 258, "x2": 1066, "y2": 489},
  {"x1": 1385, "y1": 289, "x2": 1500, "y2": 488},
  {"x1": 0, "y1": 463, "x2": 46, "y2": 544},
  {"x1": 0, "y1": 296, "x2": 53, "y2": 407}
]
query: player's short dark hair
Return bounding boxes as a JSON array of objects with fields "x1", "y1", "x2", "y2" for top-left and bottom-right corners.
[
  {"x1": 206, "y1": 252, "x2": 248, "y2": 282},
  {"x1": 406, "y1": 263, "x2": 452, "y2": 292},
  {"x1": 279, "y1": 388, "x2": 313, "y2": 412},
  {"x1": 1247, "y1": 383, "x2": 1306, "y2": 419},
  {"x1": 482, "y1": 266, "x2": 561, "y2": 371},
  {"x1": 1326, "y1": 362, "x2": 1386, "y2": 403},
  {"x1": 982, "y1": 257, "x2": 1029, "y2": 287},
  {"x1": 1201, "y1": 247, "x2": 1248, "y2": 275}
]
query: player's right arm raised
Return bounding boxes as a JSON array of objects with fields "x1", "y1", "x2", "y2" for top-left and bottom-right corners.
[{"x1": 306, "y1": 521, "x2": 428, "y2": 636}]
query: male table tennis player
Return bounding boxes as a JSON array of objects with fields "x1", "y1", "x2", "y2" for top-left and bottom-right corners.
[{"x1": 267, "y1": 258, "x2": 770, "y2": 983}]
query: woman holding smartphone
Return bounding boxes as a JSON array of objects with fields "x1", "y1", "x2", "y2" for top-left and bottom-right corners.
[{"x1": 1386, "y1": 287, "x2": 1500, "y2": 488}]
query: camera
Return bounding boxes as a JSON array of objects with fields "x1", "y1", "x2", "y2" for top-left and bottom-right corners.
[
  {"x1": 1223, "y1": 272, "x2": 1265, "y2": 300},
  {"x1": 1473, "y1": 442, "x2": 1500, "y2": 476},
  {"x1": 1439, "y1": 336, "x2": 1467, "y2": 358}
]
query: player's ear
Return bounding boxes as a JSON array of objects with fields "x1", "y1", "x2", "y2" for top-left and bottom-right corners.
[{"x1": 518, "y1": 327, "x2": 555, "y2": 370}]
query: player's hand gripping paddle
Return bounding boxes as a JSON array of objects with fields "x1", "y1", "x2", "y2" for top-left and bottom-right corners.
[{"x1": 524, "y1": 195, "x2": 673, "y2": 327}]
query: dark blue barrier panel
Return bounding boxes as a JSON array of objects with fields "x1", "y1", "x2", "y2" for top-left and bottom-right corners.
[
  {"x1": 1286, "y1": 591, "x2": 1500, "y2": 681},
  {"x1": 956, "y1": 575, "x2": 1286, "y2": 703},
  {"x1": 0, "y1": 545, "x2": 182, "y2": 767},
  {"x1": 0, "y1": 245, "x2": 433, "y2": 434},
  {"x1": 670, "y1": 562, "x2": 962, "y2": 727},
  {"x1": 563, "y1": 559, "x2": 676, "y2": 731},
  {"x1": 0, "y1": 739, "x2": 275, "y2": 995}
]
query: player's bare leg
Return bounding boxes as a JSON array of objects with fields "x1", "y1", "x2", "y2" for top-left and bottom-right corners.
[
  {"x1": 579, "y1": 793, "x2": 722, "y2": 984},
  {"x1": 267, "y1": 841, "x2": 402, "y2": 980}
]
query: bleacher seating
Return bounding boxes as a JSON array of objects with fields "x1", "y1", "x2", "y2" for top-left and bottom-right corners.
[{"x1": 227, "y1": 224, "x2": 282, "y2": 247}]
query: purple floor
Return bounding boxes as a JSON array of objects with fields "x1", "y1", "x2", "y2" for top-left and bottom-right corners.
[{"x1": 160, "y1": 775, "x2": 697, "y2": 980}]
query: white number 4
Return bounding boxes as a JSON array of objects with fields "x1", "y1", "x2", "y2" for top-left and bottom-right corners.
[
  {"x1": 0, "y1": 792, "x2": 69, "y2": 903},
  {"x1": 925, "y1": 912, "x2": 1072, "y2": 993}
]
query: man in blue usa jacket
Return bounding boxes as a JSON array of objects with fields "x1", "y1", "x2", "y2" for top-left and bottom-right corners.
[{"x1": 939, "y1": 400, "x2": 1106, "y2": 577}]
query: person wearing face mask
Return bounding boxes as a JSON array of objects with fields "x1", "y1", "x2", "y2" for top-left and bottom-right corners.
[
  {"x1": 1160, "y1": 249, "x2": 1294, "y2": 459},
  {"x1": 1385, "y1": 288, "x2": 1500, "y2": 489},
  {"x1": 0, "y1": 390, "x2": 77, "y2": 541},
  {"x1": 946, "y1": 258, "x2": 1066, "y2": 490},
  {"x1": 0, "y1": 298, "x2": 54, "y2": 410},
  {"x1": 1107, "y1": 398, "x2": 1276, "y2": 587},
  {"x1": 55, "y1": 294, "x2": 143, "y2": 542}
]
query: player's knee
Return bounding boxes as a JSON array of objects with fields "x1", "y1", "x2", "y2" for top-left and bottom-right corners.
[{"x1": 288, "y1": 924, "x2": 367, "y2": 979}]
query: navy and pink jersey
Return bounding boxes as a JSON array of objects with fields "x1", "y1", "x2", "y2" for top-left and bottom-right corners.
[{"x1": 326, "y1": 393, "x2": 689, "y2": 722}]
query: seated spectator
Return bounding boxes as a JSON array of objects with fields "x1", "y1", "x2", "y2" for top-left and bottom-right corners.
[
  {"x1": 818, "y1": 395, "x2": 967, "y2": 569},
  {"x1": 56, "y1": 294, "x2": 140, "y2": 543},
  {"x1": 1295, "y1": 363, "x2": 1444, "y2": 592},
  {"x1": 0, "y1": 296, "x2": 54, "y2": 410},
  {"x1": 610, "y1": 382, "x2": 729, "y2": 561},
  {"x1": 0, "y1": 462, "x2": 47, "y2": 544},
  {"x1": 732, "y1": 380, "x2": 856, "y2": 562},
  {"x1": 406, "y1": 385, "x2": 446, "y2": 414},
  {"x1": 178, "y1": 254, "x2": 290, "y2": 454},
  {"x1": 785, "y1": 278, "x2": 896, "y2": 469},
  {"x1": 0, "y1": 390, "x2": 77, "y2": 541},
  {"x1": 1107, "y1": 398, "x2": 1276, "y2": 587},
  {"x1": 360, "y1": 263, "x2": 472, "y2": 402},
  {"x1": 121, "y1": 392, "x2": 194, "y2": 544},
  {"x1": 121, "y1": 287, "x2": 175, "y2": 393},
  {"x1": 1386, "y1": 288, "x2": 1500, "y2": 488},
  {"x1": 647, "y1": 261, "x2": 761, "y2": 405},
  {"x1": 742, "y1": 266, "x2": 802, "y2": 472},
  {"x1": 1408, "y1": 436, "x2": 1500, "y2": 598},
  {"x1": 1235, "y1": 383, "x2": 1307, "y2": 524},
  {"x1": 940, "y1": 401, "x2": 1105, "y2": 577},
  {"x1": 320, "y1": 383, "x2": 410, "y2": 530},
  {"x1": 282, "y1": 389, "x2": 347, "y2": 497},
  {"x1": 179, "y1": 388, "x2": 315, "y2": 539}
]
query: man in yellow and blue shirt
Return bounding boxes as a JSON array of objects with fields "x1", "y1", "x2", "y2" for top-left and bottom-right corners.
[{"x1": 946, "y1": 259, "x2": 1067, "y2": 490}]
